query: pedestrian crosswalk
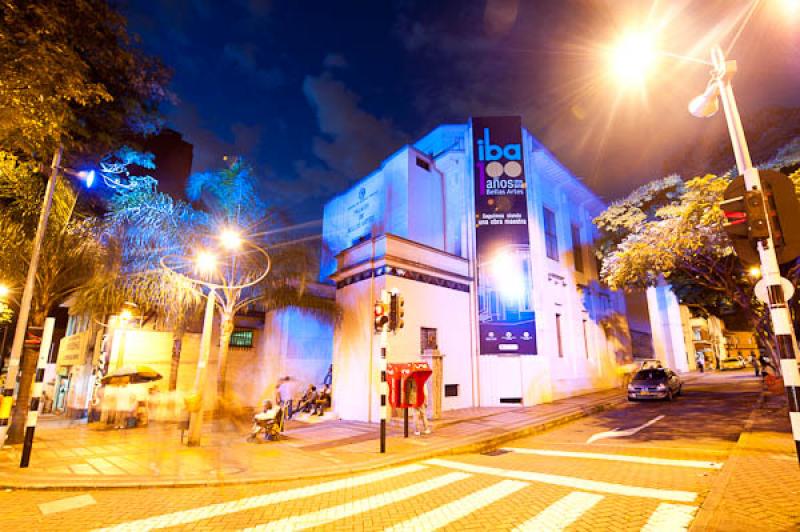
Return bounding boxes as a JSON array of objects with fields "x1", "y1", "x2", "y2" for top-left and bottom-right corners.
[{"x1": 93, "y1": 451, "x2": 709, "y2": 532}]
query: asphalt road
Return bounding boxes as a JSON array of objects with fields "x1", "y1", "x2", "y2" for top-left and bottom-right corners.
[{"x1": 0, "y1": 371, "x2": 761, "y2": 531}]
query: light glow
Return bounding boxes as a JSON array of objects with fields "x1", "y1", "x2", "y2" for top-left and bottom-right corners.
[
  {"x1": 748, "y1": 266, "x2": 761, "y2": 278},
  {"x1": 79, "y1": 169, "x2": 96, "y2": 188},
  {"x1": 220, "y1": 229, "x2": 242, "y2": 250},
  {"x1": 609, "y1": 31, "x2": 657, "y2": 86},
  {"x1": 195, "y1": 251, "x2": 217, "y2": 275},
  {"x1": 491, "y1": 251, "x2": 525, "y2": 301},
  {"x1": 0, "y1": 284, "x2": 9, "y2": 299}
]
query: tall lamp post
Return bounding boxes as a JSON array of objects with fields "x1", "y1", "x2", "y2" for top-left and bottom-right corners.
[
  {"x1": 689, "y1": 45, "x2": 800, "y2": 462},
  {"x1": 0, "y1": 148, "x2": 95, "y2": 446},
  {"x1": 609, "y1": 14, "x2": 800, "y2": 462}
]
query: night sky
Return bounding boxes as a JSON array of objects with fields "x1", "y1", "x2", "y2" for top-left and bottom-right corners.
[{"x1": 124, "y1": 0, "x2": 800, "y2": 222}]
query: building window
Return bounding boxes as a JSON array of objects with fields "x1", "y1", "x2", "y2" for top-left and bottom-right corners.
[
  {"x1": 692, "y1": 327, "x2": 702, "y2": 342},
  {"x1": 415, "y1": 157, "x2": 430, "y2": 171},
  {"x1": 444, "y1": 384, "x2": 459, "y2": 397},
  {"x1": 571, "y1": 224, "x2": 583, "y2": 272},
  {"x1": 421, "y1": 327, "x2": 438, "y2": 352},
  {"x1": 543, "y1": 207, "x2": 559, "y2": 261},
  {"x1": 556, "y1": 313, "x2": 564, "y2": 358},
  {"x1": 229, "y1": 329, "x2": 254, "y2": 348}
]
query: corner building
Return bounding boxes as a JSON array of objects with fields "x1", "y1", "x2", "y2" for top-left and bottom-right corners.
[{"x1": 323, "y1": 117, "x2": 632, "y2": 423}]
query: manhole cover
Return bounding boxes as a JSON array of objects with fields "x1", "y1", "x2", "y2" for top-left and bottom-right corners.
[{"x1": 481, "y1": 449, "x2": 510, "y2": 456}]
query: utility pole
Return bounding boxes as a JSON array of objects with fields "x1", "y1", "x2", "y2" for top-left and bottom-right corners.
[
  {"x1": 0, "y1": 147, "x2": 61, "y2": 447},
  {"x1": 709, "y1": 45, "x2": 800, "y2": 463}
]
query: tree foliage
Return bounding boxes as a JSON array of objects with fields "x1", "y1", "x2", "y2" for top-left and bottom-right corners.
[
  {"x1": 595, "y1": 138, "x2": 800, "y2": 366},
  {"x1": 0, "y1": 0, "x2": 171, "y2": 160}
]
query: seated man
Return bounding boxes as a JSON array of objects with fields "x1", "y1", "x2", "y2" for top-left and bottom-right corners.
[
  {"x1": 313, "y1": 385, "x2": 331, "y2": 416},
  {"x1": 251, "y1": 400, "x2": 280, "y2": 440},
  {"x1": 296, "y1": 385, "x2": 318, "y2": 413}
]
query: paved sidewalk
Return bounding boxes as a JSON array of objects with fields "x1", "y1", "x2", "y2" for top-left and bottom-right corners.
[
  {"x1": 0, "y1": 386, "x2": 626, "y2": 489},
  {"x1": 691, "y1": 386, "x2": 800, "y2": 532}
]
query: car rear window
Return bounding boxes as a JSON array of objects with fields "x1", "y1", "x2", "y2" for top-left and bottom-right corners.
[{"x1": 634, "y1": 369, "x2": 666, "y2": 380}]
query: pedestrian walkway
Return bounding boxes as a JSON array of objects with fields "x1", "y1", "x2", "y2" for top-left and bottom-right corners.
[
  {"x1": 0, "y1": 386, "x2": 626, "y2": 489},
  {"x1": 691, "y1": 386, "x2": 800, "y2": 531}
]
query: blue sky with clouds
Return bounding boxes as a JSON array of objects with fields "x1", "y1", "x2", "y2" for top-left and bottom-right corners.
[{"x1": 125, "y1": 0, "x2": 800, "y2": 222}]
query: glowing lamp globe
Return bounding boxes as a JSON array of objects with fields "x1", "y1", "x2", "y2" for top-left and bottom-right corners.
[{"x1": 610, "y1": 32, "x2": 656, "y2": 85}]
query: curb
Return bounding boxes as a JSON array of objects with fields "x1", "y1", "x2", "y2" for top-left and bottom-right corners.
[
  {"x1": 0, "y1": 394, "x2": 626, "y2": 491},
  {"x1": 689, "y1": 387, "x2": 766, "y2": 532}
]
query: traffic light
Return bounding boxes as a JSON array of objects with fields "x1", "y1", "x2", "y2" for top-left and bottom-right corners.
[
  {"x1": 722, "y1": 171, "x2": 800, "y2": 265},
  {"x1": 374, "y1": 300, "x2": 389, "y2": 333},
  {"x1": 389, "y1": 291, "x2": 404, "y2": 332}
]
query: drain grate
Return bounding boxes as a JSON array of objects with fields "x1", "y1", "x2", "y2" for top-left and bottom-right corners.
[{"x1": 481, "y1": 449, "x2": 510, "y2": 456}]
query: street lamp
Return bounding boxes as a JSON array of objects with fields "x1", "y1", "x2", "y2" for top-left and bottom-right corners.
[
  {"x1": 0, "y1": 284, "x2": 9, "y2": 300},
  {"x1": 608, "y1": 31, "x2": 657, "y2": 86},
  {"x1": 161, "y1": 229, "x2": 270, "y2": 446},
  {"x1": 220, "y1": 229, "x2": 242, "y2": 251},
  {"x1": 0, "y1": 148, "x2": 97, "y2": 446},
  {"x1": 606, "y1": 18, "x2": 800, "y2": 463}
]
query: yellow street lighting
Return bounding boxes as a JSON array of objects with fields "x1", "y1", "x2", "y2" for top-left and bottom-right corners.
[
  {"x1": 119, "y1": 309, "x2": 133, "y2": 322},
  {"x1": 195, "y1": 251, "x2": 217, "y2": 275},
  {"x1": 748, "y1": 266, "x2": 761, "y2": 278},
  {"x1": 609, "y1": 31, "x2": 657, "y2": 86},
  {"x1": 0, "y1": 284, "x2": 9, "y2": 299},
  {"x1": 220, "y1": 229, "x2": 242, "y2": 250}
]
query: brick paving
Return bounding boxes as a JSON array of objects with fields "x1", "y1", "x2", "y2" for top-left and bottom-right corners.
[
  {"x1": 0, "y1": 386, "x2": 625, "y2": 488},
  {"x1": 2, "y1": 371, "x2": 796, "y2": 531},
  {"x1": 691, "y1": 389, "x2": 800, "y2": 532}
]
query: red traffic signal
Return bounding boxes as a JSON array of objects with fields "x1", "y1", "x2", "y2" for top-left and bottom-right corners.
[{"x1": 374, "y1": 301, "x2": 389, "y2": 333}]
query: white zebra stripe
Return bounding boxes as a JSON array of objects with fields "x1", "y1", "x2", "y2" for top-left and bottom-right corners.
[
  {"x1": 640, "y1": 502, "x2": 697, "y2": 531},
  {"x1": 424, "y1": 458, "x2": 697, "y2": 502},
  {"x1": 512, "y1": 492, "x2": 604, "y2": 531},
  {"x1": 243, "y1": 472, "x2": 471, "y2": 531},
  {"x1": 501, "y1": 447, "x2": 722, "y2": 469},
  {"x1": 91, "y1": 464, "x2": 428, "y2": 532},
  {"x1": 385, "y1": 479, "x2": 528, "y2": 532}
]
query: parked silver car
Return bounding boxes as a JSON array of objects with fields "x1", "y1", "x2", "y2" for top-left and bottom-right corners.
[{"x1": 627, "y1": 368, "x2": 682, "y2": 401}]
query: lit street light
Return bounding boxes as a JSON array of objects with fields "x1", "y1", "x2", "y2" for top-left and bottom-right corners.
[
  {"x1": 0, "y1": 284, "x2": 9, "y2": 300},
  {"x1": 608, "y1": 31, "x2": 657, "y2": 86},
  {"x1": 195, "y1": 251, "x2": 218, "y2": 276},
  {"x1": 605, "y1": 11, "x2": 800, "y2": 463},
  {"x1": 220, "y1": 229, "x2": 242, "y2": 250},
  {"x1": 0, "y1": 146, "x2": 99, "y2": 446}
]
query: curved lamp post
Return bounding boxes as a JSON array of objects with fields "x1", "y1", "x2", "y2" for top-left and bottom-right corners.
[{"x1": 161, "y1": 229, "x2": 270, "y2": 446}]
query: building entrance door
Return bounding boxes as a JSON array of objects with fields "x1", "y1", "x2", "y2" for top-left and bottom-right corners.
[{"x1": 494, "y1": 355, "x2": 523, "y2": 404}]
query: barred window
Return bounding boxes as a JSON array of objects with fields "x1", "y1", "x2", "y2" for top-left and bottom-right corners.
[{"x1": 229, "y1": 329, "x2": 254, "y2": 348}]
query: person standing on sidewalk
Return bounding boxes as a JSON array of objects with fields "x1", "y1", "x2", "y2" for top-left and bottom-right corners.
[
  {"x1": 406, "y1": 380, "x2": 431, "y2": 436},
  {"x1": 696, "y1": 352, "x2": 705, "y2": 373},
  {"x1": 750, "y1": 353, "x2": 760, "y2": 377}
]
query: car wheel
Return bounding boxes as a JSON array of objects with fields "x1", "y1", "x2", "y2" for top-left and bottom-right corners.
[{"x1": 667, "y1": 390, "x2": 674, "y2": 401}]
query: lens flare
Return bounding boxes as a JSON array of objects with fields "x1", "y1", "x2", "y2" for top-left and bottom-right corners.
[{"x1": 609, "y1": 32, "x2": 656, "y2": 86}]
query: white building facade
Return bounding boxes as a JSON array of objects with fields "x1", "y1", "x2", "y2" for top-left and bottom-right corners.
[{"x1": 324, "y1": 118, "x2": 633, "y2": 423}]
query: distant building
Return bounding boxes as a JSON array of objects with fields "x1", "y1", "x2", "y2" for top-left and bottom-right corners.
[{"x1": 140, "y1": 128, "x2": 193, "y2": 199}]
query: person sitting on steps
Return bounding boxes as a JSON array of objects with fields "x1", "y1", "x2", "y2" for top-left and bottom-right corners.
[
  {"x1": 312, "y1": 385, "x2": 331, "y2": 416},
  {"x1": 296, "y1": 384, "x2": 318, "y2": 413}
]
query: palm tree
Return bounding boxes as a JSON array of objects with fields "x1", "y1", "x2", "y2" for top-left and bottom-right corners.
[{"x1": 186, "y1": 159, "x2": 339, "y2": 410}]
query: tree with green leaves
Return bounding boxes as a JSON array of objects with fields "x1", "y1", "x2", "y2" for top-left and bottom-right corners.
[
  {"x1": 594, "y1": 138, "x2": 800, "y2": 369},
  {"x1": 0, "y1": 0, "x2": 170, "y2": 161}
]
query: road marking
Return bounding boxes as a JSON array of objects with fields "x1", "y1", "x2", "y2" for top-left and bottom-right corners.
[
  {"x1": 91, "y1": 464, "x2": 427, "y2": 532},
  {"x1": 242, "y1": 472, "x2": 471, "y2": 531},
  {"x1": 587, "y1": 415, "x2": 664, "y2": 444},
  {"x1": 641, "y1": 502, "x2": 697, "y2": 531},
  {"x1": 512, "y1": 492, "x2": 604, "y2": 531},
  {"x1": 424, "y1": 458, "x2": 696, "y2": 502},
  {"x1": 385, "y1": 479, "x2": 528, "y2": 531},
  {"x1": 39, "y1": 494, "x2": 96, "y2": 515},
  {"x1": 501, "y1": 447, "x2": 723, "y2": 469}
]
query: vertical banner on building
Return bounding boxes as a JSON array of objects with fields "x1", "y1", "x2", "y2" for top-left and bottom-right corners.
[{"x1": 472, "y1": 116, "x2": 536, "y2": 355}]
